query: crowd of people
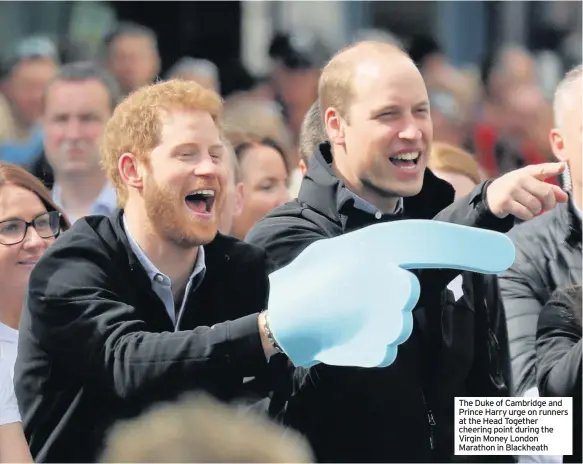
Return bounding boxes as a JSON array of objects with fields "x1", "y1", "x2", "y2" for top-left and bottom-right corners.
[{"x1": 0, "y1": 21, "x2": 580, "y2": 463}]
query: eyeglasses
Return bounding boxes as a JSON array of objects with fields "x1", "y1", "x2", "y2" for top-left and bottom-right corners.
[{"x1": 0, "y1": 211, "x2": 62, "y2": 246}]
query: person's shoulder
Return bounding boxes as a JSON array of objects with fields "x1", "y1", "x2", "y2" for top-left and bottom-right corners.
[
  {"x1": 31, "y1": 215, "x2": 118, "y2": 280},
  {"x1": 246, "y1": 199, "x2": 327, "y2": 243},
  {"x1": 209, "y1": 232, "x2": 268, "y2": 266},
  {"x1": 506, "y1": 207, "x2": 566, "y2": 262},
  {"x1": 260, "y1": 199, "x2": 308, "y2": 222},
  {"x1": 507, "y1": 206, "x2": 562, "y2": 241},
  {"x1": 45, "y1": 214, "x2": 117, "y2": 254}
]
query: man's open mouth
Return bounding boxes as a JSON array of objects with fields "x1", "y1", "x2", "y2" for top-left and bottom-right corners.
[
  {"x1": 185, "y1": 189, "x2": 216, "y2": 214},
  {"x1": 388, "y1": 151, "x2": 421, "y2": 170}
]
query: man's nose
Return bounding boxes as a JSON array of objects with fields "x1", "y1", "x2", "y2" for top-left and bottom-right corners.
[
  {"x1": 398, "y1": 117, "x2": 422, "y2": 141},
  {"x1": 63, "y1": 120, "x2": 82, "y2": 139},
  {"x1": 193, "y1": 154, "x2": 222, "y2": 177}
]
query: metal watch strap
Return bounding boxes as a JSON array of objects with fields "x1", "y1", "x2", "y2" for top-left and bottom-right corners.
[{"x1": 261, "y1": 310, "x2": 283, "y2": 353}]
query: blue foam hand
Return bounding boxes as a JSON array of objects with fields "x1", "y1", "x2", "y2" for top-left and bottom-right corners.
[{"x1": 267, "y1": 220, "x2": 515, "y2": 369}]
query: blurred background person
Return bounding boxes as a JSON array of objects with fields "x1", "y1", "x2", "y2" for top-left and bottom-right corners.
[
  {"x1": 218, "y1": 137, "x2": 244, "y2": 236},
  {"x1": 222, "y1": 94, "x2": 299, "y2": 196},
  {"x1": 474, "y1": 46, "x2": 556, "y2": 178},
  {"x1": 103, "y1": 22, "x2": 160, "y2": 96},
  {"x1": 428, "y1": 86, "x2": 472, "y2": 150},
  {"x1": 166, "y1": 57, "x2": 221, "y2": 94},
  {"x1": 536, "y1": 286, "x2": 582, "y2": 464},
  {"x1": 0, "y1": 36, "x2": 59, "y2": 166},
  {"x1": 268, "y1": 31, "x2": 329, "y2": 144},
  {"x1": 33, "y1": 61, "x2": 120, "y2": 222},
  {"x1": 224, "y1": 132, "x2": 289, "y2": 240},
  {"x1": 0, "y1": 162, "x2": 69, "y2": 377},
  {"x1": 101, "y1": 393, "x2": 313, "y2": 463},
  {"x1": 428, "y1": 142, "x2": 483, "y2": 199}
]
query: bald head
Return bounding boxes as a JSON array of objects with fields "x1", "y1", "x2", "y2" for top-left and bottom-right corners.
[
  {"x1": 553, "y1": 64, "x2": 582, "y2": 128},
  {"x1": 550, "y1": 64, "x2": 582, "y2": 202},
  {"x1": 318, "y1": 41, "x2": 409, "y2": 121}
]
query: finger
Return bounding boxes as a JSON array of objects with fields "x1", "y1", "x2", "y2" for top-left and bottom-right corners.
[
  {"x1": 513, "y1": 188, "x2": 543, "y2": 216},
  {"x1": 550, "y1": 184, "x2": 569, "y2": 203},
  {"x1": 506, "y1": 200, "x2": 535, "y2": 221},
  {"x1": 522, "y1": 162, "x2": 566, "y2": 180},
  {"x1": 520, "y1": 177, "x2": 556, "y2": 212},
  {"x1": 348, "y1": 220, "x2": 516, "y2": 274}
]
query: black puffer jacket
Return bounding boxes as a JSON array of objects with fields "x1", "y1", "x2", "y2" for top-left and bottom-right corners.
[{"x1": 499, "y1": 197, "x2": 582, "y2": 396}]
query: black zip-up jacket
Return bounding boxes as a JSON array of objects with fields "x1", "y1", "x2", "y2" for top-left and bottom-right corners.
[
  {"x1": 246, "y1": 143, "x2": 514, "y2": 462},
  {"x1": 499, "y1": 197, "x2": 582, "y2": 396},
  {"x1": 536, "y1": 287, "x2": 582, "y2": 464},
  {"x1": 15, "y1": 211, "x2": 271, "y2": 463}
]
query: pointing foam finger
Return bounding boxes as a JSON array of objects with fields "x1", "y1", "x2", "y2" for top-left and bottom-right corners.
[{"x1": 343, "y1": 220, "x2": 516, "y2": 274}]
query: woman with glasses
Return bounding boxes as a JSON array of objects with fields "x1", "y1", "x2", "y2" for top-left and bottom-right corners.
[{"x1": 0, "y1": 162, "x2": 69, "y2": 377}]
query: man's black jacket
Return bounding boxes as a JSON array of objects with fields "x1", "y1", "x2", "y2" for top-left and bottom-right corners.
[
  {"x1": 536, "y1": 288, "x2": 582, "y2": 464},
  {"x1": 500, "y1": 197, "x2": 582, "y2": 396},
  {"x1": 15, "y1": 211, "x2": 270, "y2": 463},
  {"x1": 246, "y1": 143, "x2": 514, "y2": 463}
]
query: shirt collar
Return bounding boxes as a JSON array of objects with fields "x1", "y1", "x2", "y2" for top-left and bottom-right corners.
[
  {"x1": 122, "y1": 214, "x2": 206, "y2": 285},
  {"x1": 52, "y1": 181, "x2": 118, "y2": 222},
  {"x1": 349, "y1": 191, "x2": 404, "y2": 217}
]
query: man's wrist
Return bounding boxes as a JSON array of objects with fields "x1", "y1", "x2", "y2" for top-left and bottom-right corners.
[
  {"x1": 258, "y1": 311, "x2": 282, "y2": 359},
  {"x1": 477, "y1": 180, "x2": 515, "y2": 232}
]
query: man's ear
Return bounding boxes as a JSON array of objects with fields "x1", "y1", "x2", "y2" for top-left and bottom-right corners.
[
  {"x1": 325, "y1": 107, "x2": 346, "y2": 145},
  {"x1": 118, "y1": 153, "x2": 145, "y2": 191},
  {"x1": 549, "y1": 129, "x2": 567, "y2": 162},
  {"x1": 299, "y1": 159, "x2": 308, "y2": 177}
]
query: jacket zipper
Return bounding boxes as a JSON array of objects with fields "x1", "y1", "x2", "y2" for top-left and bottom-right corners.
[{"x1": 421, "y1": 390, "x2": 436, "y2": 451}]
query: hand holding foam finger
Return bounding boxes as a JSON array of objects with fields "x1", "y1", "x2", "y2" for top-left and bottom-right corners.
[{"x1": 266, "y1": 220, "x2": 516, "y2": 368}]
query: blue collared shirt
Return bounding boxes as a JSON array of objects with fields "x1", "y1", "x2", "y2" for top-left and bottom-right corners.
[
  {"x1": 122, "y1": 215, "x2": 206, "y2": 327},
  {"x1": 52, "y1": 181, "x2": 118, "y2": 224}
]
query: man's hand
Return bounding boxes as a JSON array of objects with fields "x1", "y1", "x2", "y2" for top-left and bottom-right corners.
[{"x1": 486, "y1": 162, "x2": 569, "y2": 220}]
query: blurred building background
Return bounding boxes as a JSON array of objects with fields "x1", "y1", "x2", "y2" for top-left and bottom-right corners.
[
  {"x1": 0, "y1": 1, "x2": 580, "y2": 93},
  {"x1": 0, "y1": 0, "x2": 580, "y2": 196}
]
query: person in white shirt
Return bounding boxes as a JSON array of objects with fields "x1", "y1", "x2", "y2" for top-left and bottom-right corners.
[
  {"x1": 0, "y1": 162, "x2": 69, "y2": 376},
  {"x1": 0, "y1": 358, "x2": 32, "y2": 462}
]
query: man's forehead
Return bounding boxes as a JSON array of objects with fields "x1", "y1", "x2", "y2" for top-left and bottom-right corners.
[
  {"x1": 159, "y1": 111, "x2": 221, "y2": 145},
  {"x1": 351, "y1": 59, "x2": 426, "y2": 104}
]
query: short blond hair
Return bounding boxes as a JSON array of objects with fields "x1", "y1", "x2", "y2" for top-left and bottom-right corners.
[
  {"x1": 101, "y1": 79, "x2": 223, "y2": 207},
  {"x1": 429, "y1": 142, "x2": 482, "y2": 185},
  {"x1": 101, "y1": 393, "x2": 314, "y2": 463},
  {"x1": 318, "y1": 41, "x2": 407, "y2": 121},
  {"x1": 553, "y1": 64, "x2": 582, "y2": 128}
]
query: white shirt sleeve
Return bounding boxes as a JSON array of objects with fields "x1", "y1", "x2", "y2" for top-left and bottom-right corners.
[{"x1": 0, "y1": 358, "x2": 20, "y2": 426}]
